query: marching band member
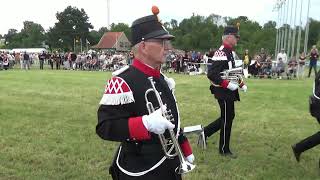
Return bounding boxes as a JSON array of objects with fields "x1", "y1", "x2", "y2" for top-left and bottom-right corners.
[
  {"x1": 203, "y1": 26, "x2": 247, "y2": 158},
  {"x1": 96, "y1": 7, "x2": 194, "y2": 180},
  {"x1": 292, "y1": 73, "x2": 320, "y2": 164}
]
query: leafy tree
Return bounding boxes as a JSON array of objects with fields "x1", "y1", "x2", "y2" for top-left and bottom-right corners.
[
  {"x1": 4, "y1": 29, "x2": 18, "y2": 48},
  {"x1": 88, "y1": 30, "x2": 101, "y2": 46},
  {"x1": 308, "y1": 18, "x2": 320, "y2": 49},
  {"x1": 20, "y1": 21, "x2": 46, "y2": 48},
  {"x1": 170, "y1": 19, "x2": 178, "y2": 29},
  {"x1": 47, "y1": 6, "x2": 93, "y2": 51}
]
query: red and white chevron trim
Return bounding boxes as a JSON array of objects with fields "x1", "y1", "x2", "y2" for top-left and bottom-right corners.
[{"x1": 99, "y1": 77, "x2": 135, "y2": 105}]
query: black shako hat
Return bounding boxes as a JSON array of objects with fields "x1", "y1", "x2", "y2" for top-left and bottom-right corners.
[
  {"x1": 223, "y1": 26, "x2": 240, "y2": 37},
  {"x1": 130, "y1": 7, "x2": 174, "y2": 46}
]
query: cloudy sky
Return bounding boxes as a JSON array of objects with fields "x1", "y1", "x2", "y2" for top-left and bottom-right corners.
[{"x1": 1, "y1": 0, "x2": 319, "y2": 35}]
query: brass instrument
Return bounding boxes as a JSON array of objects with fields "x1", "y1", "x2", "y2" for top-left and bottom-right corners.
[
  {"x1": 212, "y1": 67, "x2": 244, "y2": 87},
  {"x1": 145, "y1": 77, "x2": 195, "y2": 174}
]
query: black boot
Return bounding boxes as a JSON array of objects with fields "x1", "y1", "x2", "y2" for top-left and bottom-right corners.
[
  {"x1": 220, "y1": 151, "x2": 237, "y2": 159},
  {"x1": 291, "y1": 145, "x2": 301, "y2": 162}
]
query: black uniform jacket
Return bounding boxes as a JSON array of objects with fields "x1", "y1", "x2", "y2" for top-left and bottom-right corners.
[
  {"x1": 310, "y1": 73, "x2": 320, "y2": 119},
  {"x1": 96, "y1": 59, "x2": 190, "y2": 175},
  {"x1": 207, "y1": 44, "x2": 240, "y2": 101}
]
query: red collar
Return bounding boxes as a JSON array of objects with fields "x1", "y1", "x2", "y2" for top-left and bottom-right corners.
[
  {"x1": 223, "y1": 43, "x2": 233, "y2": 51},
  {"x1": 132, "y1": 59, "x2": 160, "y2": 78}
]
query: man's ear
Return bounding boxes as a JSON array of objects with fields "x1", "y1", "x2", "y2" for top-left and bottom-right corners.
[{"x1": 139, "y1": 42, "x2": 147, "y2": 55}]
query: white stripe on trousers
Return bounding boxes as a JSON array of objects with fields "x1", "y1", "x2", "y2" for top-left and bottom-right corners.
[{"x1": 222, "y1": 100, "x2": 227, "y2": 153}]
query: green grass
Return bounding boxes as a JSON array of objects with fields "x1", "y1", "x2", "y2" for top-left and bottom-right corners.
[{"x1": 0, "y1": 69, "x2": 319, "y2": 180}]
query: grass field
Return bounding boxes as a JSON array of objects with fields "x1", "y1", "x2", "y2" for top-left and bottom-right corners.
[{"x1": 0, "y1": 69, "x2": 319, "y2": 180}]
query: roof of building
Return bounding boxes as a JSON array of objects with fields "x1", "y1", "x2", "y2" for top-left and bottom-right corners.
[{"x1": 94, "y1": 32, "x2": 124, "y2": 49}]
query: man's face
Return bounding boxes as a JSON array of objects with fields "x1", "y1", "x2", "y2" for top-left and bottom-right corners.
[
  {"x1": 226, "y1": 35, "x2": 238, "y2": 47},
  {"x1": 143, "y1": 38, "x2": 172, "y2": 64}
]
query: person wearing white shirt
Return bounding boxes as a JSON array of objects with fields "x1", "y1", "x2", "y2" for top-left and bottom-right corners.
[
  {"x1": 277, "y1": 49, "x2": 287, "y2": 64},
  {"x1": 276, "y1": 49, "x2": 288, "y2": 78}
]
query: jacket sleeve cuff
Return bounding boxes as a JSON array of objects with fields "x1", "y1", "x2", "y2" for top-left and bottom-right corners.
[
  {"x1": 128, "y1": 117, "x2": 151, "y2": 141},
  {"x1": 180, "y1": 139, "x2": 193, "y2": 157},
  {"x1": 221, "y1": 80, "x2": 229, "y2": 89}
]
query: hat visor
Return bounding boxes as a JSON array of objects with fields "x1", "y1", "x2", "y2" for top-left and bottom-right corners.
[{"x1": 153, "y1": 34, "x2": 175, "y2": 40}]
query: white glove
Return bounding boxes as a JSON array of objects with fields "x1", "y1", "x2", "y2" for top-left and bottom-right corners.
[
  {"x1": 241, "y1": 85, "x2": 248, "y2": 92},
  {"x1": 142, "y1": 106, "x2": 175, "y2": 135},
  {"x1": 186, "y1": 154, "x2": 195, "y2": 163},
  {"x1": 227, "y1": 82, "x2": 239, "y2": 91}
]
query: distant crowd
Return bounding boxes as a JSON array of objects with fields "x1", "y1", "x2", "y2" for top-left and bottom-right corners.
[
  {"x1": 0, "y1": 51, "x2": 131, "y2": 71},
  {"x1": 242, "y1": 46, "x2": 319, "y2": 79},
  {"x1": 0, "y1": 46, "x2": 318, "y2": 79}
]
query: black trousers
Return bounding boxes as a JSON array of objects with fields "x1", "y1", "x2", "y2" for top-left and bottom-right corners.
[
  {"x1": 49, "y1": 60, "x2": 53, "y2": 69},
  {"x1": 56, "y1": 61, "x2": 60, "y2": 69},
  {"x1": 39, "y1": 60, "x2": 44, "y2": 69},
  {"x1": 204, "y1": 99, "x2": 235, "y2": 153},
  {"x1": 294, "y1": 131, "x2": 320, "y2": 154},
  {"x1": 308, "y1": 65, "x2": 318, "y2": 77}
]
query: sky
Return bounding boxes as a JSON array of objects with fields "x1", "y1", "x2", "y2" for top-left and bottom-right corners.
[{"x1": 1, "y1": 0, "x2": 319, "y2": 35}]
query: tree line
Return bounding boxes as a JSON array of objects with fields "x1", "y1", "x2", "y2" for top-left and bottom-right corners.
[{"x1": 1, "y1": 6, "x2": 320, "y2": 57}]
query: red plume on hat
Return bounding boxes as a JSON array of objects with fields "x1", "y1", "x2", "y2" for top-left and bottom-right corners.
[
  {"x1": 152, "y1": 6, "x2": 160, "y2": 15},
  {"x1": 152, "y1": 6, "x2": 161, "y2": 23}
]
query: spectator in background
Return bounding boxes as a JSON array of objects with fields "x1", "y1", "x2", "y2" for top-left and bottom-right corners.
[
  {"x1": 20, "y1": 53, "x2": 24, "y2": 69},
  {"x1": 53, "y1": 51, "x2": 61, "y2": 70},
  {"x1": 128, "y1": 51, "x2": 134, "y2": 65},
  {"x1": 70, "y1": 52, "x2": 77, "y2": 70},
  {"x1": 277, "y1": 48, "x2": 288, "y2": 64},
  {"x1": 298, "y1": 52, "x2": 306, "y2": 78},
  {"x1": 242, "y1": 49, "x2": 251, "y2": 70},
  {"x1": 259, "y1": 48, "x2": 267, "y2": 62},
  {"x1": 262, "y1": 55, "x2": 273, "y2": 78},
  {"x1": 32, "y1": 53, "x2": 39, "y2": 66},
  {"x1": 2, "y1": 53, "x2": 9, "y2": 70},
  {"x1": 23, "y1": 51, "x2": 30, "y2": 70},
  {"x1": 39, "y1": 51, "x2": 46, "y2": 70},
  {"x1": 75, "y1": 53, "x2": 81, "y2": 70},
  {"x1": 182, "y1": 52, "x2": 189, "y2": 73},
  {"x1": 308, "y1": 45, "x2": 319, "y2": 78},
  {"x1": 287, "y1": 57, "x2": 298, "y2": 79},
  {"x1": 248, "y1": 55, "x2": 261, "y2": 77},
  {"x1": 191, "y1": 50, "x2": 196, "y2": 61},
  {"x1": 48, "y1": 52, "x2": 53, "y2": 70},
  {"x1": 14, "y1": 52, "x2": 20, "y2": 69},
  {"x1": 196, "y1": 52, "x2": 202, "y2": 69},
  {"x1": 277, "y1": 48, "x2": 287, "y2": 77},
  {"x1": 8, "y1": 53, "x2": 15, "y2": 69},
  {"x1": 203, "y1": 52, "x2": 208, "y2": 74},
  {"x1": 276, "y1": 57, "x2": 285, "y2": 79}
]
